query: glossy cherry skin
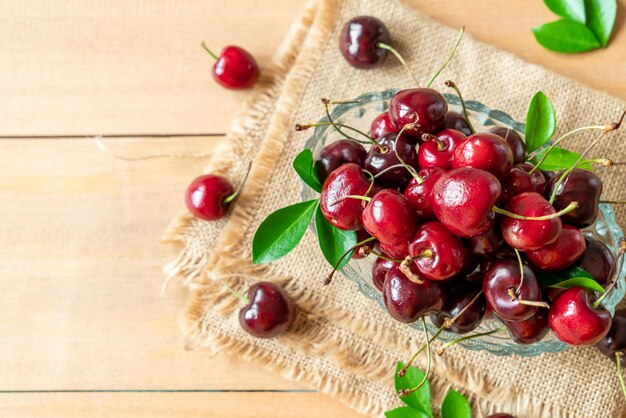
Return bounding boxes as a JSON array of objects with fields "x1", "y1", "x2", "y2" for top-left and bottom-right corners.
[
  {"x1": 467, "y1": 226, "x2": 503, "y2": 257},
  {"x1": 389, "y1": 88, "x2": 447, "y2": 138},
  {"x1": 549, "y1": 286, "x2": 612, "y2": 346},
  {"x1": 362, "y1": 189, "x2": 417, "y2": 246},
  {"x1": 364, "y1": 132, "x2": 418, "y2": 188},
  {"x1": 185, "y1": 174, "x2": 234, "y2": 221},
  {"x1": 501, "y1": 307, "x2": 549, "y2": 344},
  {"x1": 430, "y1": 281, "x2": 486, "y2": 334},
  {"x1": 489, "y1": 126, "x2": 526, "y2": 165},
  {"x1": 452, "y1": 132, "x2": 513, "y2": 178},
  {"x1": 370, "y1": 112, "x2": 398, "y2": 138},
  {"x1": 502, "y1": 163, "x2": 546, "y2": 203},
  {"x1": 352, "y1": 229, "x2": 374, "y2": 260},
  {"x1": 432, "y1": 167, "x2": 502, "y2": 238},
  {"x1": 546, "y1": 169, "x2": 603, "y2": 228},
  {"x1": 372, "y1": 257, "x2": 396, "y2": 291},
  {"x1": 380, "y1": 240, "x2": 409, "y2": 259},
  {"x1": 483, "y1": 259, "x2": 542, "y2": 322},
  {"x1": 339, "y1": 16, "x2": 390, "y2": 69},
  {"x1": 577, "y1": 237, "x2": 614, "y2": 285},
  {"x1": 443, "y1": 111, "x2": 472, "y2": 136},
  {"x1": 418, "y1": 129, "x2": 466, "y2": 170},
  {"x1": 403, "y1": 167, "x2": 444, "y2": 220},
  {"x1": 314, "y1": 139, "x2": 366, "y2": 183},
  {"x1": 596, "y1": 309, "x2": 626, "y2": 365},
  {"x1": 526, "y1": 225, "x2": 586, "y2": 271},
  {"x1": 212, "y1": 46, "x2": 259, "y2": 90},
  {"x1": 408, "y1": 221, "x2": 468, "y2": 281},
  {"x1": 320, "y1": 163, "x2": 376, "y2": 231},
  {"x1": 500, "y1": 192, "x2": 562, "y2": 251},
  {"x1": 383, "y1": 264, "x2": 444, "y2": 323},
  {"x1": 239, "y1": 282, "x2": 295, "y2": 338}
]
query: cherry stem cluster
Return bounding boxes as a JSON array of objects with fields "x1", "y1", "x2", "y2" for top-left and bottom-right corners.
[{"x1": 444, "y1": 80, "x2": 476, "y2": 134}]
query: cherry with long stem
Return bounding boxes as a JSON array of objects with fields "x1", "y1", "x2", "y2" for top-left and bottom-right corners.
[
  {"x1": 508, "y1": 248, "x2": 549, "y2": 309},
  {"x1": 492, "y1": 201, "x2": 579, "y2": 220},
  {"x1": 324, "y1": 236, "x2": 377, "y2": 285},
  {"x1": 398, "y1": 318, "x2": 432, "y2": 397},
  {"x1": 426, "y1": 27, "x2": 465, "y2": 89},
  {"x1": 436, "y1": 326, "x2": 507, "y2": 355},
  {"x1": 223, "y1": 162, "x2": 253, "y2": 204},
  {"x1": 222, "y1": 282, "x2": 250, "y2": 304},
  {"x1": 360, "y1": 246, "x2": 403, "y2": 263},
  {"x1": 444, "y1": 80, "x2": 475, "y2": 134}
]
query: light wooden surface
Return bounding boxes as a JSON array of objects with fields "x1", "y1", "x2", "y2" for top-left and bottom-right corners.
[{"x1": 1, "y1": 1, "x2": 624, "y2": 417}]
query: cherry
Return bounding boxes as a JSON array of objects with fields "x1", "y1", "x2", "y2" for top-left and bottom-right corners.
[
  {"x1": 500, "y1": 192, "x2": 562, "y2": 251},
  {"x1": 403, "y1": 167, "x2": 445, "y2": 220},
  {"x1": 239, "y1": 281, "x2": 295, "y2": 338},
  {"x1": 363, "y1": 132, "x2": 418, "y2": 188},
  {"x1": 370, "y1": 112, "x2": 399, "y2": 138},
  {"x1": 432, "y1": 167, "x2": 502, "y2": 238},
  {"x1": 486, "y1": 414, "x2": 516, "y2": 418},
  {"x1": 314, "y1": 139, "x2": 367, "y2": 182},
  {"x1": 352, "y1": 229, "x2": 374, "y2": 260},
  {"x1": 548, "y1": 286, "x2": 611, "y2": 346},
  {"x1": 320, "y1": 163, "x2": 377, "y2": 231},
  {"x1": 418, "y1": 129, "x2": 466, "y2": 170},
  {"x1": 596, "y1": 309, "x2": 626, "y2": 364},
  {"x1": 362, "y1": 189, "x2": 417, "y2": 246},
  {"x1": 443, "y1": 111, "x2": 472, "y2": 136},
  {"x1": 467, "y1": 225, "x2": 503, "y2": 257},
  {"x1": 451, "y1": 132, "x2": 513, "y2": 178},
  {"x1": 546, "y1": 168, "x2": 603, "y2": 228},
  {"x1": 430, "y1": 281, "x2": 485, "y2": 334},
  {"x1": 526, "y1": 225, "x2": 586, "y2": 271},
  {"x1": 383, "y1": 264, "x2": 444, "y2": 323},
  {"x1": 576, "y1": 237, "x2": 615, "y2": 285},
  {"x1": 483, "y1": 258, "x2": 543, "y2": 322},
  {"x1": 489, "y1": 126, "x2": 526, "y2": 165},
  {"x1": 502, "y1": 163, "x2": 546, "y2": 203},
  {"x1": 202, "y1": 43, "x2": 259, "y2": 90},
  {"x1": 339, "y1": 16, "x2": 390, "y2": 69},
  {"x1": 185, "y1": 174, "x2": 235, "y2": 221},
  {"x1": 389, "y1": 88, "x2": 447, "y2": 138},
  {"x1": 380, "y1": 240, "x2": 409, "y2": 260},
  {"x1": 501, "y1": 306, "x2": 549, "y2": 344},
  {"x1": 372, "y1": 257, "x2": 396, "y2": 291},
  {"x1": 408, "y1": 221, "x2": 468, "y2": 281}
]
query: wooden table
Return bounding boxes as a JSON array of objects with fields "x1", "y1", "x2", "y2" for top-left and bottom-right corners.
[{"x1": 1, "y1": 1, "x2": 624, "y2": 416}]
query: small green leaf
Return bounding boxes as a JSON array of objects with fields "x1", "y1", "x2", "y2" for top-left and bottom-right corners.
[
  {"x1": 544, "y1": 0, "x2": 586, "y2": 23},
  {"x1": 441, "y1": 389, "x2": 472, "y2": 418},
  {"x1": 537, "y1": 266, "x2": 605, "y2": 293},
  {"x1": 550, "y1": 277, "x2": 606, "y2": 293},
  {"x1": 585, "y1": 0, "x2": 617, "y2": 46},
  {"x1": 252, "y1": 200, "x2": 318, "y2": 264},
  {"x1": 525, "y1": 92, "x2": 556, "y2": 153},
  {"x1": 395, "y1": 362, "x2": 432, "y2": 417},
  {"x1": 532, "y1": 19, "x2": 601, "y2": 53},
  {"x1": 315, "y1": 206, "x2": 357, "y2": 269},
  {"x1": 384, "y1": 406, "x2": 429, "y2": 418},
  {"x1": 293, "y1": 149, "x2": 322, "y2": 193},
  {"x1": 531, "y1": 146, "x2": 593, "y2": 171}
]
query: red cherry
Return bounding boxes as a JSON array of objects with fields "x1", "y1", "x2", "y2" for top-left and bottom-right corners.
[
  {"x1": 408, "y1": 221, "x2": 468, "y2": 281},
  {"x1": 314, "y1": 139, "x2": 366, "y2": 183},
  {"x1": 418, "y1": 129, "x2": 466, "y2": 170},
  {"x1": 577, "y1": 237, "x2": 615, "y2": 285},
  {"x1": 489, "y1": 126, "x2": 526, "y2": 165},
  {"x1": 370, "y1": 112, "x2": 399, "y2": 138},
  {"x1": 363, "y1": 132, "x2": 418, "y2": 188},
  {"x1": 403, "y1": 167, "x2": 445, "y2": 220},
  {"x1": 185, "y1": 174, "x2": 234, "y2": 221},
  {"x1": 203, "y1": 44, "x2": 259, "y2": 90},
  {"x1": 502, "y1": 163, "x2": 546, "y2": 203},
  {"x1": 372, "y1": 257, "x2": 396, "y2": 291},
  {"x1": 388, "y1": 88, "x2": 447, "y2": 138},
  {"x1": 526, "y1": 225, "x2": 586, "y2": 271},
  {"x1": 451, "y1": 132, "x2": 513, "y2": 178},
  {"x1": 362, "y1": 189, "x2": 417, "y2": 246},
  {"x1": 501, "y1": 306, "x2": 549, "y2": 344},
  {"x1": 467, "y1": 226, "x2": 503, "y2": 257},
  {"x1": 239, "y1": 282, "x2": 295, "y2": 338},
  {"x1": 383, "y1": 264, "x2": 444, "y2": 323},
  {"x1": 430, "y1": 280, "x2": 486, "y2": 334},
  {"x1": 380, "y1": 240, "x2": 409, "y2": 260},
  {"x1": 443, "y1": 111, "x2": 472, "y2": 136},
  {"x1": 339, "y1": 16, "x2": 390, "y2": 69},
  {"x1": 596, "y1": 309, "x2": 626, "y2": 363},
  {"x1": 546, "y1": 168, "x2": 603, "y2": 228},
  {"x1": 549, "y1": 287, "x2": 612, "y2": 346}
]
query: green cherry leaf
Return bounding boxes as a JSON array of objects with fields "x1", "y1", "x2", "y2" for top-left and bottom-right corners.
[
  {"x1": 531, "y1": 146, "x2": 593, "y2": 171},
  {"x1": 532, "y1": 19, "x2": 601, "y2": 53},
  {"x1": 544, "y1": 0, "x2": 586, "y2": 23},
  {"x1": 550, "y1": 277, "x2": 606, "y2": 293},
  {"x1": 584, "y1": 0, "x2": 617, "y2": 46},
  {"x1": 252, "y1": 200, "x2": 318, "y2": 264},
  {"x1": 525, "y1": 92, "x2": 556, "y2": 153},
  {"x1": 315, "y1": 205, "x2": 357, "y2": 269},
  {"x1": 440, "y1": 389, "x2": 472, "y2": 418},
  {"x1": 293, "y1": 149, "x2": 322, "y2": 193},
  {"x1": 395, "y1": 362, "x2": 432, "y2": 417},
  {"x1": 537, "y1": 266, "x2": 605, "y2": 293},
  {"x1": 384, "y1": 406, "x2": 429, "y2": 418}
]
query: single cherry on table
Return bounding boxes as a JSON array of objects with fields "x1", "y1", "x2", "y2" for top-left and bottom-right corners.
[
  {"x1": 339, "y1": 16, "x2": 390, "y2": 69},
  {"x1": 239, "y1": 281, "x2": 295, "y2": 338},
  {"x1": 185, "y1": 174, "x2": 235, "y2": 221},
  {"x1": 202, "y1": 43, "x2": 259, "y2": 90}
]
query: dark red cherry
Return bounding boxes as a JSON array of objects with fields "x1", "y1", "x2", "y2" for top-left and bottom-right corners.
[
  {"x1": 185, "y1": 174, "x2": 234, "y2": 221},
  {"x1": 430, "y1": 281, "x2": 485, "y2": 334},
  {"x1": 205, "y1": 45, "x2": 259, "y2": 90},
  {"x1": 549, "y1": 286, "x2": 611, "y2": 346},
  {"x1": 577, "y1": 237, "x2": 615, "y2": 285},
  {"x1": 452, "y1": 132, "x2": 513, "y2": 178},
  {"x1": 500, "y1": 192, "x2": 562, "y2": 251},
  {"x1": 370, "y1": 112, "x2": 399, "y2": 138},
  {"x1": 501, "y1": 306, "x2": 549, "y2": 344},
  {"x1": 596, "y1": 309, "x2": 626, "y2": 364},
  {"x1": 546, "y1": 168, "x2": 603, "y2": 228},
  {"x1": 443, "y1": 111, "x2": 472, "y2": 136},
  {"x1": 380, "y1": 240, "x2": 409, "y2": 260},
  {"x1": 408, "y1": 221, "x2": 468, "y2": 281},
  {"x1": 432, "y1": 167, "x2": 502, "y2": 238},
  {"x1": 339, "y1": 16, "x2": 390, "y2": 69},
  {"x1": 362, "y1": 189, "x2": 417, "y2": 246},
  {"x1": 388, "y1": 88, "x2": 447, "y2": 138},
  {"x1": 418, "y1": 129, "x2": 466, "y2": 170},
  {"x1": 467, "y1": 226, "x2": 503, "y2": 257},
  {"x1": 526, "y1": 225, "x2": 586, "y2": 271},
  {"x1": 363, "y1": 132, "x2": 418, "y2": 188},
  {"x1": 502, "y1": 163, "x2": 546, "y2": 203},
  {"x1": 486, "y1": 413, "x2": 516, "y2": 418},
  {"x1": 483, "y1": 259, "x2": 542, "y2": 322},
  {"x1": 239, "y1": 281, "x2": 295, "y2": 338},
  {"x1": 489, "y1": 126, "x2": 526, "y2": 165},
  {"x1": 320, "y1": 163, "x2": 377, "y2": 231},
  {"x1": 372, "y1": 257, "x2": 396, "y2": 291},
  {"x1": 314, "y1": 139, "x2": 366, "y2": 183},
  {"x1": 352, "y1": 229, "x2": 374, "y2": 260},
  {"x1": 403, "y1": 167, "x2": 445, "y2": 220},
  {"x1": 383, "y1": 264, "x2": 444, "y2": 323}
]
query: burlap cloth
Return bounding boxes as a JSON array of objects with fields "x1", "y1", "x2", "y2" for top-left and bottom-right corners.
[{"x1": 163, "y1": 0, "x2": 626, "y2": 416}]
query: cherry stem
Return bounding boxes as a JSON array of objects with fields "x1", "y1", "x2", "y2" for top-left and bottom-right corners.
[
  {"x1": 393, "y1": 123, "x2": 423, "y2": 182},
  {"x1": 592, "y1": 238, "x2": 626, "y2": 309},
  {"x1": 201, "y1": 42, "x2": 218, "y2": 60},
  {"x1": 616, "y1": 353, "x2": 626, "y2": 402},
  {"x1": 324, "y1": 236, "x2": 377, "y2": 286},
  {"x1": 426, "y1": 27, "x2": 464, "y2": 89},
  {"x1": 329, "y1": 194, "x2": 371, "y2": 207},
  {"x1": 376, "y1": 42, "x2": 420, "y2": 87},
  {"x1": 400, "y1": 256, "x2": 424, "y2": 284},
  {"x1": 492, "y1": 201, "x2": 578, "y2": 221},
  {"x1": 514, "y1": 249, "x2": 525, "y2": 294},
  {"x1": 363, "y1": 169, "x2": 376, "y2": 200},
  {"x1": 222, "y1": 282, "x2": 249, "y2": 304},
  {"x1": 436, "y1": 326, "x2": 507, "y2": 356},
  {"x1": 295, "y1": 122, "x2": 371, "y2": 145},
  {"x1": 507, "y1": 288, "x2": 550, "y2": 308},
  {"x1": 223, "y1": 162, "x2": 253, "y2": 204},
  {"x1": 320, "y1": 99, "x2": 388, "y2": 152},
  {"x1": 601, "y1": 200, "x2": 626, "y2": 204},
  {"x1": 421, "y1": 134, "x2": 446, "y2": 150},
  {"x1": 361, "y1": 246, "x2": 402, "y2": 263},
  {"x1": 398, "y1": 318, "x2": 431, "y2": 398},
  {"x1": 444, "y1": 80, "x2": 476, "y2": 134}
]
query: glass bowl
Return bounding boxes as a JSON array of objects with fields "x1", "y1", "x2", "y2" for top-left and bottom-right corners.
[{"x1": 302, "y1": 89, "x2": 626, "y2": 356}]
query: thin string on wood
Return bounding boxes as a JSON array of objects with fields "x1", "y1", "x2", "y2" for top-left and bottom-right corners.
[{"x1": 95, "y1": 135, "x2": 215, "y2": 160}]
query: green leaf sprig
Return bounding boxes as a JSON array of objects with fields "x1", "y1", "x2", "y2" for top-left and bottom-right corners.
[{"x1": 537, "y1": 265, "x2": 606, "y2": 293}]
